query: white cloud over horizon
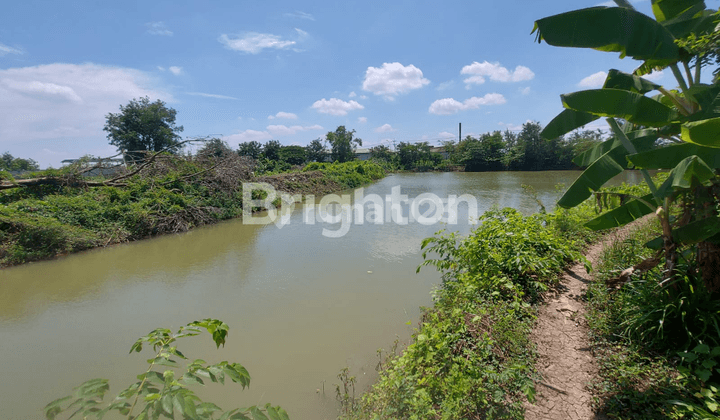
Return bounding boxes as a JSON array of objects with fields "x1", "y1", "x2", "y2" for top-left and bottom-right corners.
[
  {"x1": 266, "y1": 124, "x2": 323, "y2": 136},
  {"x1": 186, "y1": 92, "x2": 238, "y2": 100},
  {"x1": 0, "y1": 42, "x2": 23, "y2": 56},
  {"x1": 578, "y1": 71, "x2": 607, "y2": 88},
  {"x1": 169, "y1": 66, "x2": 182, "y2": 75},
  {"x1": 428, "y1": 94, "x2": 506, "y2": 115},
  {"x1": 0, "y1": 63, "x2": 172, "y2": 147},
  {"x1": 362, "y1": 62, "x2": 430, "y2": 99},
  {"x1": 461, "y1": 61, "x2": 534, "y2": 88},
  {"x1": 311, "y1": 98, "x2": 364, "y2": 115}
]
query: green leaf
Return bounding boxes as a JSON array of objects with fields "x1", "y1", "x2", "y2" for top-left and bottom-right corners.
[
  {"x1": 181, "y1": 373, "x2": 205, "y2": 386},
  {"x1": 628, "y1": 143, "x2": 720, "y2": 169},
  {"x1": 603, "y1": 69, "x2": 661, "y2": 93},
  {"x1": 584, "y1": 193, "x2": 656, "y2": 230},
  {"x1": 161, "y1": 394, "x2": 173, "y2": 415},
  {"x1": 646, "y1": 217, "x2": 720, "y2": 249},
  {"x1": 694, "y1": 343, "x2": 711, "y2": 354},
  {"x1": 541, "y1": 109, "x2": 600, "y2": 140},
  {"x1": 558, "y1": 134, "x2": 657, "y2": 208},
  {"x1": 573, "y1": 129, "x2": 656, "y2": 167},
  {"x1": 561, "y1": 89, "x2": 679, "y2": 127},
  {"x1": 533, "y1": 7, "x2": 681, "y2": 62},
  {"x1": 249, "y1": 406, "x2": 269, "y2": 420},
  {"x1": 264, "y1": 404, "x2": 281, "y2": 420},
  {"x1": 655, "y1": 155, "x2": 716, "y2": 199},
  {"x1": 652, "y1": 0, "x2": 705, "y2": 23},
  {"x1": 682, "y1": 117, "x2": 720, "y2": 148}
]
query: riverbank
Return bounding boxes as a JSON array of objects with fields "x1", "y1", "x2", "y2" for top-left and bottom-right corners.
[
  {"x1": 0, "y1": 157, "x2": 385, "y2": 268},
  {"x1": 338, "y1": 179, "x2": 659, "y2": 419}
]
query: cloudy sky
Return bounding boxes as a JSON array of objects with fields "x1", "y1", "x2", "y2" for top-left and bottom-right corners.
[{"x1": 1, "y1": 0, "x2": 716, "y2": 167}]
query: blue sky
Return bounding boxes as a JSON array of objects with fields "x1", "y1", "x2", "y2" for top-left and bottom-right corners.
[{"x1": 1, "y1": 0, "x2": 718, "y2": 167}]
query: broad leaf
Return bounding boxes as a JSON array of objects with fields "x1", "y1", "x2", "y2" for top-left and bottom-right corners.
[
  {"x1": 559, "y1": 135, "x2": 657, "y2": 208},
  {"x1": 655, "y1": 155, "x2": 716, "y2": 197},
  {"x1": 651, "y1": 0, "x2": 705, "y2": 23},
  {"x1": 646, "y1": 216, "x2": 720, "y2": 249},
  {"x1": 541, "y1": 109, "x2": 599, "y2": 140},
  {"x1": 533, "y1": 7, "x2": 680, "y2": 62},
  {"x1": 603, "y1": 69, "x2": 661, "y2": 93},
  {"x1": 628, "y1": 143, "x2": 720, "y2": 169},
  {"x1": 573, "y1": 128, "x2": 657, "y2": 167},
  {"x1": 561, "y1": 89, "x2": 679, "y2": 127},
  {"x1": 682, "y1": 117, "x2": 720, "y2": 147},
  {"x1": 584, "y1": 193, "x2": 656, "y2": 230}
]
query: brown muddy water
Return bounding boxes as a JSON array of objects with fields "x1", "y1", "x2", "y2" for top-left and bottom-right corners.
[{"x1": 0, "y1": 171, "x2": 648, "y2": 419}]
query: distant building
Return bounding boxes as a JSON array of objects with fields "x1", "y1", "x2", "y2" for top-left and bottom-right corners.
[
  {"x1": 61, "y1": 158, "x2": 125, "y2": 177},
  {"x1": 429, "y1": 146, "x2": 449, "y2": 159},
  {"x1": 354, "y1": 147, "x2": 371, "y2": 161}
]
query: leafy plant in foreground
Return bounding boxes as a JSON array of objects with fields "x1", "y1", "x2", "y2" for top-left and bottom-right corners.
[{"x1": 44, "y1": 319, "x2": 288, "y2": 420}]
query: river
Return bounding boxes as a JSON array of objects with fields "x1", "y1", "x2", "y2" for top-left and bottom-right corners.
[{"x1": 0, "y1": 171, "x2": 647, "y2": 419}]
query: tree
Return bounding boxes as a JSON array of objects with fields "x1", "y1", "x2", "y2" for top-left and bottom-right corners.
[
  {"x1": 305, "y1": 139, "x2": 327, "y2": 162},
  {"x1": 0, "y1": 152, "x2": 39, "y2": 171},
  {"x1": 104, "y1": 97, "x2": 183, "y2": 162},
  {"x1": 262, "y1": 140, "x2": 282, "y2": 161},
  {"x1": 535, "y1": 1, "x2": 720, "y2": 290},
  {"x1": 279, "y1": 145, "x2": 307, "y2": 165},
  {"x1": 370, "y1": 145, "x2": 393, "y2": 162},
  {"x1": 326, "y1": 126, "x2": 361, "y2": 163},
  {"x1": 197, "y1": 138, "x2": 232, "y2": 159},
  {"x1": 237, "y1": 141, "x2": 263, "y2": 160}
]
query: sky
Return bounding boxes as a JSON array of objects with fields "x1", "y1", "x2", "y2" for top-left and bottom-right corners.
[{"x1": 1, "y1": 0, "x2": 718, "y2": 168}]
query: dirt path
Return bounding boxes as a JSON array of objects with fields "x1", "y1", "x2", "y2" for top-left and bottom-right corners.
[{"x1": 524, "y1": 224, "x2": 642, "y2": 420}]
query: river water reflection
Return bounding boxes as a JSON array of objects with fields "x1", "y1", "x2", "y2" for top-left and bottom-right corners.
[{"x1": 0, "y1": 171, "x2": 647, "y2": 419}]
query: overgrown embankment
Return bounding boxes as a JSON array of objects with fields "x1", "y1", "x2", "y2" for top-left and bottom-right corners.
[
  {"x1": 586, "y1": 218, "x2": 720, "y2": 419},
  {"x1": 0, "y1": 157, "x2": 385, "y2": 267},
  {"x1": 339, "y1": 198, "x2": 603, "y2": 419}
]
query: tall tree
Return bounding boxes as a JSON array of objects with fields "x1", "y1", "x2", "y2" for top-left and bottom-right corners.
[
  {"x1": 279, "y1": 145, "x2": 307, "y2": 165},
  {"x1": 326, "y1": 126, "x2": 361, "y2": 163},
  {"x1": 104, "y1": 97, "x2": 183, "y2": 162},
  {"x1": 237, "y1": 141, "x2": 263, "y2": 159},
  {"x1": 305, "y1": 138, "x2": 327, "y2": 162},
  {"x1": 262, "y1": 140, "x2": 282, "y2": 161},
  {"x1": 0, "y1": 152, "x2": 39, "y2": 171},
  {"x1": 197, "y1": 138, "x2": 232, "y2": 159}
]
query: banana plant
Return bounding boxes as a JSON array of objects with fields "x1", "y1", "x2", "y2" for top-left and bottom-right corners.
[{"x1": 534, "y1": 0, "x2": 720, "y2": 290}]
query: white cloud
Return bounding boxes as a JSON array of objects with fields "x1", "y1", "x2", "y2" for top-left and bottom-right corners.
[
  {"x1": 268, "y1": 111, "x2": 298, "y2": 120},
  {"x1": 436, "y1": 81, "x2": 455, "y2": 91},
  {"x1": 428, "y1": 93, "x2": 506, "y2": 115},
  {"x1": 157, "y1": 66, "x2": 165, "y2": 71},
  {"x1": 520, "y1": 86, "x2": 531, "y2": 95},
  {"x1": 146, "y1": 22, "x2": 173, "y2": 36},
  {"x1": 643, "y1": 69, "x2": 664, "y2": 82},
  {"x1": 461, "y1": 61, "x2": 535, "y2": 87},
  {"x1": 374, "y1": 123, "x2": 396, "y2": 133},
  {"x1": 168, "y1": 66, "x2": 182, "y2": 75},
  {"x1": 223, "y1": 129, "x2": 272, "y2": 146},
  {"x1": 498, "y1": 121, "x2": 525, "y2": 131},
  {"x1": 362, "y1": 62, "x2": 430, "y2": 99},
  {"x1": 358, "y1": 117, "x2": 367, "y2": 123},
  {"x1": 219, "y1": 32, "x2": 297, "y2": 54},
  {"x1": 348, "y1": 91, "x2": 357, "y2": 98},
  {"x1": 186, "y1": 92, "x2": 238, "y2": 100},
  {"x1": 266, "y1": 124, "x2": 323, "y2": 136},
  {"x1": 284, "y1": 11, "x2": 315, "y2": 20},
  {"x1": 438, "y1": 131, "x2": 456, "y2": 139},
  {"x1": 0, "y1": 63, "x2": 172, "y2": 146},
  {"x1": 578, "y1": 71, "x2": 608, "y2": 88},
  {"x1": 311, "y1": 98, "x2": 364, "y2": 115},
  {"x1": 0, "y1": 42, "x2": 23, "y2": 56}
]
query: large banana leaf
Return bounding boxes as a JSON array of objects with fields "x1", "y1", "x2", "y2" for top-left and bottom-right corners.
[
  {"x1": 558, "y1": 135, "x2": 658, "y2": 208},
  {"x1": 628, "y1": 143, "x2": 720, "y2": 169},
  {"x1": 652, "y1": 0, "x2": 705, "y2": 23},
  {"x1": 561, "y1": 89, "x2": 679, "y2": 127},
  {"x1": 646, "y1": 216, "x2": 720, "y2": 249},
  {"x1": 541, "y1": 109, "x2": 599, "y2": 140},
  {"x1": 662, "y1": 9, "x2": 716, "y2": 39},
  {"x1": 603, "y1": 69, "x2": 661, "y2": 93},
  {"x1": 655, "y1": 155, "x2": 716, "y2": 198},
  {"x1": 584, "y1": 193, "x2": 656, "y2": 230},
  {"x1": 573, "y1": 128, "x2": 657, "y2": 167},
  {"x1": 533, "y1": 7, "x2": 680, "y2": 62},
  {"x1": 682, "y1": 117, "x2": 720, "y2": 148}
]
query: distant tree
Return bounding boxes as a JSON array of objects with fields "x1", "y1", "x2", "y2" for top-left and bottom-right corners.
[
  {"x1": 326, "y1": 126, "x2": 361, "y2": 163},
  {"x1": 104, "y1": 97, "x2": 183, "y2": 162},
  {"x1": 369, "y1": 145, "x2": 393, "y2": 162},
  {"x1": 197, "y1": 138, "x2": 232, "y2": 159},
  {"x1": 305, "y1": 139, "x2": 327, "y2": 162},
  {"x1": 262, "y1": 140, "x2": 282, "y2": 161},
  {"x1": 237, "y1": 141, "x2": 263, "y2": 160},
  {"x1": 396, "y1": 141, "x2": 434, "y2": 170},
  {"x1": 0, "y1": 152, "x2": 39, "y2": 171},
  {"x1": 279, "y1": 145, "x2": 307, "y2": 165}
]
